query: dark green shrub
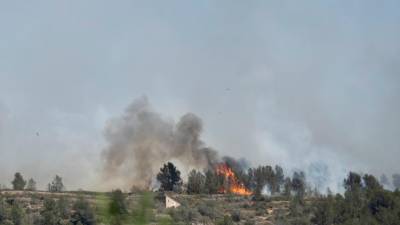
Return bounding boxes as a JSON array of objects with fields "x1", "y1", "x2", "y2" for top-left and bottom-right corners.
[
  {"x1": 244, "y1": 220, "x2": 255, "y2": 225},
  {"x1": 217, "y1": 215, "x2": 233, "y2": 225},
  {"x1": 231, "y1": 210, "x2": 241, "y2": 222},
  {"x1": 167, "y1": 207, "x2": 199, "y2": 223},
  {"x1": 70, "y1": 197, "x2": 96, "y2": 225},
  {"x1": 197, "y1": 203, "x2": 217, "y2": 219}
]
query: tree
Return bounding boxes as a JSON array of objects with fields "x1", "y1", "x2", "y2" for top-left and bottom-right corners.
[
  {"x1": 287, "y1": 170, "x2": 400, "y2": 225},
  {"x1": 343, "y1": 172, "x2": 363, "y2": 220},
  {"x1": 363, "y1": 174, "x2": 382, "y2": 192},
  {"x1": 48, "y1": 175, "x2": 65, "y2": 192},
  {"x1": 205, "y1": 170, "x2": 220, "y2": 194},
  {"x1": 274, "y1": 165, "x2": 285, "y2": 193},
  {"x1": 187, "y1": 170, "x2": 206, "y2": 194},
  {"x1": 283, "y1": 177, "x2": 292, "y2": 197},
  {"x1": 248, "y1": 165, "x2": 282, "y2": 197},
  {"x1": 264, "y1": 166, "x2": 276, "y2": 195},
  {"x1": 26, "y1": 178, "x2": 37, "y2": 191},
  {"x1": 380, "y1": 174, "x2": 389, "y2": 187},
  {"x1": 156, "y1": 162, "x2": 182, "y2": 192},
  {"x1": 244, "y1": 168, "x2": 254, "y2": 190},
  {"x1": 392, "y1": 174, "x2": 400, "y2": 189},
  {"x1": 108, "y1": 189, "x2": 127, "y2": 225},
  {"x1": 12, "y1": 172, "x2": 26, "y2": 190},
  {"x1": 252, "y1": 166, "x2": 267, "y2": 198},
  {"x1": 311, "y1": 196, "x2": 334, "y2": 225},
  {"x1": 344, "y1": 172, "x2": 362, "y2": 192},
  {"x1": 292, "y1": 171, "x2": 306, "y2": 199}
]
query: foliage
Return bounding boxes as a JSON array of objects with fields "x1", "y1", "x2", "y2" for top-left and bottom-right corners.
[
  {"x1": 187, "y1": 170, "x2": 206, "y2": 194},
  {"x1": 275, "y1": 165, "x2": 285, "y2": 193},
  {"x1": 244, "y1": 220, "x2": 255, "y2": 225},
  {"x1": 380, "y1": 174, "x2": 389, "y2": 187},
  {"x1": 11, "y1": 173, "x2": 26, "y2": 191},
  {"x1": 291, "y1": 171, "x2": 306, "y2": 199},
  {"x1": 40, "y1": 198, "x2": 60, "y2": 225},
  {"x1": 48, "y1": 175, "x2": 65, "y2": 192},
  {"x1": 230, "y1": 210, "x2": 240, "y2": 222},
  {"x1": 392, "y1": 173, "x2": 400, "y2": 189},
  {"x1": 156, "y1": 162, "x2": 182, "y2": 192},
  {"x1": 167, "y1": 206, "x2": 199, "y2": 224},
  {"x1": 10, "y1": 203, "x2": 25, "y2": 225},
  {"x1": 108, "y1": 189, "x2": 127, "y2": 225},
  {"x1": 131, "y1": 192, "x2": 154, "y2": 225},
  {"x1": 283, "y1": 177, "x2": 292, "y2": 197},
  {"x1": 196, "y1": 201, "x2": 218, "y2": 219},
  {"x1": 157, "y1": 215, "x2": 173, "y2": 225},
  {"x1": 0, "y1": 196, "x2": 24, "y2": 225},
  {"x1": 26, "y1": 178, "x2": 37, "y2": 191},
  {"x1": 204, "y1": 170, "x2": 220, "y2": 194},
  {"x1": 247, "y1": 165, "x2": 288, "y2": 198},
  {"x1": 307, "y1": 172, "x2": 400, "y2": 225},
  {"x1": 216, "y1": 215, "x2": 233, "y2": 225},
  {"x1": 70, "y1": 196, "x2": 95, "y2": 225}
]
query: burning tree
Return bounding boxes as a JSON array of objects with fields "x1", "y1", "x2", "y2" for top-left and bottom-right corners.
[{"x1": 216, "y1": 163, "x2": 252, "y2": 196}]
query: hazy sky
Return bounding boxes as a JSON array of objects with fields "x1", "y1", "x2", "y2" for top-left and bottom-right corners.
[{"x1": 0, "y1": 1, "x2": 399, "y2": 191}]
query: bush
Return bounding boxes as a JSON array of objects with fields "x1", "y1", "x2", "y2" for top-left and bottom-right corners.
[
  {"x1": 167, "y1": 207, "x2": 199, "y2": 223},
  {"x1": 231, "y1": 210, "x2": 241, "y2": 222},
  {"x1": 41, "y1": 198, "x2": 60, "y2": 225},
  {"x1": 255, "y1": 207, "x2": 265, "y2": 216},
  {"x1": 198, "y1": 216, "x2": 213, "y2": 225},
  {"x1": 197, "y1": 203, "x2": 217, "y2": 219},
  {"x1": 11, "y1": 202, "x2": 26, "y2": 225},
  {"x1": 157, "y1": 215, "x2": 173, "y2": 225},
  {"x1": 244, "y1": 220, "x2": 255, "y2": 225},
  {"x1": 1, "y1": 220, "x2": 13, "y2": 225},
  {"x1": 70, "y1": 197, "x2": 95, "y2": 225},
  {"x1": 241, "y1": 203, "x2": 250, "y2": 209},
  {"x1": 132, "y1": 192, "x2": 154, "y2": 225},
  {"x1": 217, "y1": 215, "x2": 233, "y2": 225}
]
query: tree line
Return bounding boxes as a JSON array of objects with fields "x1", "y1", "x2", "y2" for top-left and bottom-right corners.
[
  {"x1": 156, "y1": 162, "x2": 400, "y2": 196},
  {"x1": 3, "y1": 172, "x2": 65, "y2": 193},
  {"x1": 285, "y1": 172, "x2": 400, "y2": 225},
  {"x1": 156, "y1": 162, "x2": 400, "y2": 224},
  {"x1": 156, "y1": 162, "x2": 312, "y2": 200}
]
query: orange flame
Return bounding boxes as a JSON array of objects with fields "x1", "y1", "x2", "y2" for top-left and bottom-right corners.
[{"x1": 216, "y1": 163, "x2": 252, "y2": 196}]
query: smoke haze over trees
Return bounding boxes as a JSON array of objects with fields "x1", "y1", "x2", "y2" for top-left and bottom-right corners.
[
  {"x1": 0, "y1": 1, "x2": 399, "y2": 192},
  {"x1": 102, "y1": 97, "x2": 219, "y2": 190}
]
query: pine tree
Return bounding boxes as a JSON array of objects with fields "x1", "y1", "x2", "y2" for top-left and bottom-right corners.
[
  {"x1": 26, "y1": 178, "x2": 37, "y2": 191},
  {"x1": 48, "y1": 175, "x2": 65, "y2": 192},
  {"x1": 205, "y1": 170, "x2": 219, "y2": 194},
  {"x1": 156, "y1": 162, "x2": 182, "y2": 192},
  {"x1": 11, "y1": 172, "x2": 26, "y2": 190},
  {"x1": 274, "y1": 165, "x2": 285, "y2": 193},
  {"x1": 187, "y1": 170, "x2": 205, "y2": 194}
]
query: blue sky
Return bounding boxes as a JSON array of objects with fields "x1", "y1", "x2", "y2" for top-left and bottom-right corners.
[{"x1": 0, "y1": 1, "x2": 399, "y2": 190}]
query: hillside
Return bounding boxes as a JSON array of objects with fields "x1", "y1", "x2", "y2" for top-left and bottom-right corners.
[{"x1": 0, "y1": 190, "x2": 293, "y2": 225}]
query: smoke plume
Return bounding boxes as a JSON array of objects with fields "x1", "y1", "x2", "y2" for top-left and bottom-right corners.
[{"x1": 102, "y1": 97, "x2": 219, "y2": 190}]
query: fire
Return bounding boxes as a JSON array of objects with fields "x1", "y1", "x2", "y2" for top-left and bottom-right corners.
[{"x1": 216, "y1": 163, "x2": 252, "y2": 196}]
